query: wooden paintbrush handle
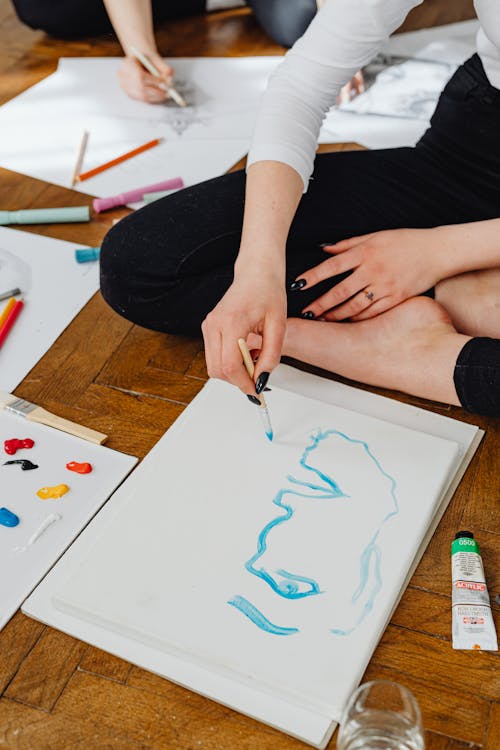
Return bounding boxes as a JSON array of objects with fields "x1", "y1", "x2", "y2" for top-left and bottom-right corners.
[{"x1": 29, "y1": 407, "x2": 108, "y2": 444}]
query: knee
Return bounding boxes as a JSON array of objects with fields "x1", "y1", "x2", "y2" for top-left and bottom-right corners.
[
  {"x1": 248, "y1": 0, "x2": 317, "y2": 47},
  {"x1": 100, "y1": 216, "x2": 153, "y2": 326},
  {"x1": 100, "y1": 211, "x2": 188, "y2": 334}
]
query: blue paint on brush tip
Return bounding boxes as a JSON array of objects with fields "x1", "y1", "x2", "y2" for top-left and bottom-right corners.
[{"x1": 266, "y1": 430, "x2": 274, "y2": 442}]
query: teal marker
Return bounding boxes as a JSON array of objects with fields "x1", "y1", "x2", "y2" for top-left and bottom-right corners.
[
  {"x1": 75, "y1": 247, "x2": 100, "y2": 263},
  {"x1": 0, "y1": 206, "x2": 90, "y2": 225}
]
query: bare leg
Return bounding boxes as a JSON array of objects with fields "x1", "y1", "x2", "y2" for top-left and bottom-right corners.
[
  {"x1": 282, "y1": 298, "x2": 471, "y2": 406},
  {"x1": 435, "y1": 267, "x2": 500, "y2": 338}
]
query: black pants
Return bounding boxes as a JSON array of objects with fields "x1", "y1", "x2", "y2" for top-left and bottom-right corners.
[
  {"x1": 11, "y1": 0, "x2": 316, "y2": 46},
  {"x1": 101, "y1": 55, "x2": 500, "y2": 417}
]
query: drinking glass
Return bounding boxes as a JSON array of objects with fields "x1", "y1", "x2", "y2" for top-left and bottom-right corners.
[{"x1": 337, "y1": 680, "x2": 425, "y2": 750}]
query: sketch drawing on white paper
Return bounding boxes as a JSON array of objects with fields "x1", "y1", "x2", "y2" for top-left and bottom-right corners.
[
  {"x1": 229, "y1": 428, "x2": 399, "y2": 637},
  {"x1": 0, "y1": 248, "x2": 32, "y2": 294},
  {"x1": 341, "y1": 58, "x2": 456, "y2": 120}
]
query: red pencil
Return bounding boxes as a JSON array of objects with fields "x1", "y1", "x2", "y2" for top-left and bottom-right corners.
[
  {"x1": 0, "y1": 298, "x2": 24, "y2": 349},
  {"x1": 76, "y1": 138, "x2": 163, "y2": 182}
]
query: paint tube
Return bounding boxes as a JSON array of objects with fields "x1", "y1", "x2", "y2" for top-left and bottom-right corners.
[{"x1": 452, "y1": 531, "x2": 498, "y2": 651}]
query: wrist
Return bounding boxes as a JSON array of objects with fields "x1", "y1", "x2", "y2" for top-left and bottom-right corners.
[
  {"x1": 235, "y1": 245, "x2": 286, "y2": 281},
  {"x1": 430, "y1": 225, "x2": 471, "y2": 281}
]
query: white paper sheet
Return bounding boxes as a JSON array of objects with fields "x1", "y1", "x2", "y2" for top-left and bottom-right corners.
[
  {"x1": 0, "y1": 410, "x2": 136, "y2": 630},
  {"x1": 0, "y1": 228, "x2": 100, "y2": 392},
  {"x1": 23, "y1": 365, "x2": 481, "y2": 748},
  {"x1": 0, "y1": 57, "x2": 276, "y2": 195}
]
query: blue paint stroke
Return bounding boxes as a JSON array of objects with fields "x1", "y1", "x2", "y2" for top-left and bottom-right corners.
[
  {"x1": 230, "y1": 428, "x2": 399, "y2": 637},
  {"x1": 244, "y1": 430, "x2": 349, "y2": 600},
  {"x1": 228, "y1": 595, "x2": 298, "y2": 636}
]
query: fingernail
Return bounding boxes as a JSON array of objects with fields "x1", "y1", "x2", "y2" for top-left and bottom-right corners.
[
  {"x1": 255, "y1": 372, "x2": 270, "y2": 394},
  {"x1": 247, "y1": 394, "x2": 261, "y2": 406},
  {"x1": 301, "y1": 311, "x2": 315, "y2": 319},
  {"x1": 289, "y1": 278, "x2": 306, "y2": 291},
  {"x1": 319, "y1": 242, "x2": 334, "y2": 248}
]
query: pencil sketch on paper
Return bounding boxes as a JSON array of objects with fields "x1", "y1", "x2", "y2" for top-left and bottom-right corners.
[
  {"x1": 341, "y1": 59, "x2": 456, "y2": 120},
  {"x1": 229, "y1": 429, "x2": 399, "y2": 637},
  {"x1": 0, "y1": 249, "x2": 32, "y2": 293}
]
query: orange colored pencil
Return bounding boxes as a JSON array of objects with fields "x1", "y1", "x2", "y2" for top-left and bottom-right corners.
[
  {"x1": 0, "y1": 297, "x2": 16, "y2": 329},
  {"x1": 0, "y1": 298, "x2": 23, "y2": 349},
  {"x1": 75, "y1": 138, "x2": 163, "y2": 183}
]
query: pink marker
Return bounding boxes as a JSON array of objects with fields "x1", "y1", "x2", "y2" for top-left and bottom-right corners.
[{"x1": 92, "y1": 177, "x2": 184, "y2": 212}]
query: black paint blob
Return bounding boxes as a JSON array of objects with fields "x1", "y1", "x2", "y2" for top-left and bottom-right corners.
[{"x1": 3, "y1": 459, "x2": 39, "y2": 471}]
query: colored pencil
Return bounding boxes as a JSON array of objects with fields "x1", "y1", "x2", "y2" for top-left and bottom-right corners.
[
  {"x1": 130, "y1": 46, "x2": 186, "y2": 108},
  {"x1": 0, "y1": 297, "x2": 16, "y2": 328},
  {"x1": 238, "y1": 338, "x2": 274, "y2": 442},
  {"x1": 75, "y1": 138, "x2": 163, "y2": 183},
  {"x1": 0, "y1": 299, "x2": 24, "y2": 349},
  {"x1": 0, "y1": 288, "x2": 21, "y2": 303},
  {"x1": 71, "y1": 129, "x2": 89, "y2": 186}
]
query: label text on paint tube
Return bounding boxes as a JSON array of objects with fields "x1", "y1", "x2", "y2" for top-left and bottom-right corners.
[{"x1": 451, "y1": 532, "x2": 498, "y2": 651}]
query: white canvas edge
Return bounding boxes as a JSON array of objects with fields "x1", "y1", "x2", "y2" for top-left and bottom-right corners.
[{"x1": 22, "y1": 365, "x2": 482, "y2": 748}]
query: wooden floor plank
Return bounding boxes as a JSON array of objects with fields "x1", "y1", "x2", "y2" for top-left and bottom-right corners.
[
  {"x1": 372, "y1": 626, "x2": 499, "y2": 702},
  {"x1": 4, "y1": 630, "x2": 87, "y2": 711},
  {"x1": 78, "y1": 647, "x2": 132, "y2": 684},
  {"x1": 0, "y1": 614, "x2": 44, "y2": 696}
]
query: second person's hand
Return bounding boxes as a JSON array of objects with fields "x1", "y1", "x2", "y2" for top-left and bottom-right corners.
[
  {"x1": 118, "y1": 54, "x2": 174, "y2": 103},
  {"x1": 201, "y1": 269, "x2": 287, "y2": 399}
]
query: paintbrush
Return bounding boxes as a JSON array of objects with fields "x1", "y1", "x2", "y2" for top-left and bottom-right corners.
[
  {"x1": 0, "y1": 288, "x2": 21, "y2": 302},
  {"x1": 237, "y1": 338, "x2": 274, "y2": 442},
  {"x1": 0, "y1": 392, "x2": 108, "y2": 445}
]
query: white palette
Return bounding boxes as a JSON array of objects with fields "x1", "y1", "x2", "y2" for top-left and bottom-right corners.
[
  {"x1": 23, "y1": 367, "x2": 482, "y2": 746},
  {"x1": 0, "y1": 227, "x2": 100, "y2": 392},
  {"x1": 0, "y1": 410, "x2": 136, "y2": 630}
]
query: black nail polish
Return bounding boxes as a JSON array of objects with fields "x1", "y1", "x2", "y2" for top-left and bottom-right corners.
[
  {"x1": 247, "y1": 394, "x2": 261, "y2": 406},
  {"x1": 290, "y1": 278, "x2": 306, "y2": 291},
  {"x1": 301, "y1": 311, "x2": 315, "y2": 319},
  {"x1": 319, "y1": 242, "x2": 334, "y2": 248},
  {"x1": 263, "y1": 387, "x2": 272, "y2": 392},
  {"x1": 255, "y1": 372, "x2": 270, "y2": 394}
]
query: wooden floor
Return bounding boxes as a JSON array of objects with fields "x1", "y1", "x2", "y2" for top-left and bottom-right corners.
[{"x1": 0, "y1": 1, "x2": 498, "y2": 748}]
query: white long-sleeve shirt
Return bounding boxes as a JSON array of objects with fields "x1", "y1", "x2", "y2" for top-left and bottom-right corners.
[{"x1": 247, "y1": 0, "x2": 500, "y2": 190}]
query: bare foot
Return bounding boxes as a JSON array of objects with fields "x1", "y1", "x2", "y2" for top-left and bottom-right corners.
[
  {"x1": 283, "y1": 297, "x2": 471, "y2": 406},
  {"x1": 435, "y1": 268, "x2": 500, "y2": 338}
]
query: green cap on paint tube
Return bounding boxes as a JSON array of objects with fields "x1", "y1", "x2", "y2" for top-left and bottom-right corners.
[
  {"x1": 0, "y1": 206, "x2": 90, "y2": 225},
  {"x1": 75, "y1": 247, "x2": 100, "y2": 263}
]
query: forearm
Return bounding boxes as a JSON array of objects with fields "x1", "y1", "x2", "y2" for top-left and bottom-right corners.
[
  {"x1": 235, "y1": 161, "x2": 303, "y2": 279},
  {"x1": 436, "y1": 219, "x2": 500, "y2": 279},
  {"x1": 103, "y1": 0, "x2": 156, "y2": 55}
]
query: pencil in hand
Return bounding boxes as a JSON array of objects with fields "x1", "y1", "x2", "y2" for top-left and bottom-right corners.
[
  {"x1": 238, "y1": 338, "x2": 274, "y2": 442},
  {"x1": 129, "y1": 46, "x2": 186, "y2": 108}
]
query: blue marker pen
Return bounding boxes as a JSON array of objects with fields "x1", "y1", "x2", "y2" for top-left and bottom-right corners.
[{"x1": 75, "y1": 247, "x2": 100, "y2": 263}]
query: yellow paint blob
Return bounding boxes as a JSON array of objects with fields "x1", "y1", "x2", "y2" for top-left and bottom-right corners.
[{"x1": 36, "y1": 483, "x2": 70, "y2": 500}]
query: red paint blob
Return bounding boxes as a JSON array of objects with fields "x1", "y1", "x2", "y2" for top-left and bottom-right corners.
[
  {"x1": 66, "y1": 461, "x2": 93, "y2": 474},
  {"x1": 4, "y1": 438, "x2": 35, "y2": 455}
]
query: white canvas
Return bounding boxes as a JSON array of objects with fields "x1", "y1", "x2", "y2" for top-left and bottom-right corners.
[
  {"x1": 0, "y1": 409, "x2": 137, "y2": 630},
  {"x1": 53, "y1": 379, "x2": 460, "y2": 718},
  {"x1": 23, "y1": 365, "x2": 481, "y2": 747},
  {"x1": 0, "y1": 227, "x2": 100, "y2": 392}
]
